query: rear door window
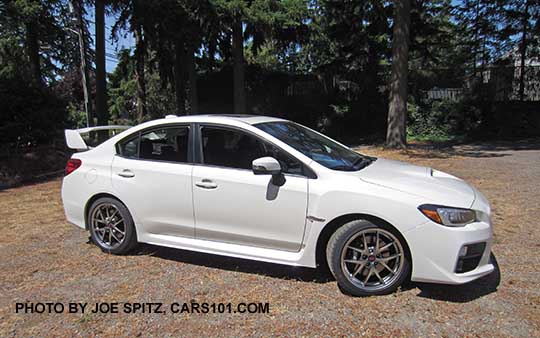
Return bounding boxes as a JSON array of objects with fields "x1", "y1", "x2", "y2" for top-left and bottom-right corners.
[
  {"x1": 117, "y1": 136, "x2": 139, "y2": 159},
  {"x1": 139, "y1": 127, "x2": 190, "y2": 163},
  {"x1": 117, "y1": 126, "x2": 190, "y2": 163}
]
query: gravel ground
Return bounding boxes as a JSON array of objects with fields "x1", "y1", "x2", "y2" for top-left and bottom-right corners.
[{"x1": 1, "y1": 141, "x2": 539, "y2": 337}]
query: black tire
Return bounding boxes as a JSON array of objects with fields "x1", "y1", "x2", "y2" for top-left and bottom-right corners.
[
  {"x1": 326, "y1": 219, "x2": 410, "y2": 296},
  {"x1": 87, "y1": 197, "x2": 138, "y2": 254}
]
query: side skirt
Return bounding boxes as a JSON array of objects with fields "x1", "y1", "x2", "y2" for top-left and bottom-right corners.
[{"x1": 138, "y1": 233, "x2": 316, "y2": 268}]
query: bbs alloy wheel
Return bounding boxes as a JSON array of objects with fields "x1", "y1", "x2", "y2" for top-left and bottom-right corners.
[
  {"x1": 88, "y1": 197, "x2": 137, "y2": 254},
  {"x1": 327, "y1": 219, "x2": 410, "y2": 296}
]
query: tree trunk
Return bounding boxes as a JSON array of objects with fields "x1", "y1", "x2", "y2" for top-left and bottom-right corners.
[
  {"x1": 518, "y1": 0, "x2": 530, "y2": 102},
  {"x1": 25, "y1": 19, "x2": 41, "y2": 85},
  {"x1": 174, "y1": 38, "x2": 186, "y2": 115},
  {"x1": 185, "y1": 43, "x2": 198, "y2": 115},
  {"x1": 386, "y1": 0, "x2": 411, "y2": 149},
  {"x1": 134, "y1": 21, "x2": 147, "y2": 122},
  {"x1": 72, "y1": 0, "x2": 93, "y2": 127},
  {"x1": 232, "y1": 18, "x2": 246, "y2": 114},
  {"x1": 95, "y1": 0, "x2": 108, "y2": 137}
]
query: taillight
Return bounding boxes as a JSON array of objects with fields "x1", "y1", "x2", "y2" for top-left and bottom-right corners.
[{"x1": 65, "y1": 158, "x2": 82, "y2": 176}]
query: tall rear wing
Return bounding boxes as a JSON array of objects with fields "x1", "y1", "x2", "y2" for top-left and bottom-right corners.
[{"x1": 65, "y1": 125, "x2": 131, "y2": 150}]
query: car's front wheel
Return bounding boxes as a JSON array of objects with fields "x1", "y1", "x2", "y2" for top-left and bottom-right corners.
[
  {"x1": 88, "y1": 197, "x2": 138, "y2": 254},
  {"x1": 326, "y1": 219, "x2": 410, "y2": 296}
]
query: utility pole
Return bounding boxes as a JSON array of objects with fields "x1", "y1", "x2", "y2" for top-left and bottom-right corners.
[{"x1": 69, "y1": 0, "x2": 93, "y2": 127}]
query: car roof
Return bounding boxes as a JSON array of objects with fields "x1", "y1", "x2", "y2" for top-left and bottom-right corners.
[
  {"x1": 159, "y1": 114, "x2": 288, "y2": 125},
  {"x1": 102, "y1": 114, "x2": 290, "y2": 149}
]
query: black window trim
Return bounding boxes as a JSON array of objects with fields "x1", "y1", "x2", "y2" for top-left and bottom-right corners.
[
  {"x1": 194, "y1": 123, "x2": 317, "y2": 179},
  {"x1": 115, "y1": 123, "x2": 194, "y2": 165}
]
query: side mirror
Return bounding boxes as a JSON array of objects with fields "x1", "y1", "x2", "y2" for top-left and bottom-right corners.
[{"x1": 252, "y1": 157, "x2": 281, "y2": 175}]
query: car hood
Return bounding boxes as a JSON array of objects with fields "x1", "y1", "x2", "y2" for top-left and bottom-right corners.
[{"x1": 357, "y1": 158, "x2": 476, "y2": 208}]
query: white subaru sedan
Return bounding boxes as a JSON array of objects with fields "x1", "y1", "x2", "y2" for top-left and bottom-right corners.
[{"x1": 61, "y1": 114, "x2": 494, "y2": 296}]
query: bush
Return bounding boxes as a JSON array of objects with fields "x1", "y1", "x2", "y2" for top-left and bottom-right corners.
[{"x1": 408, "y1": 98, "x2": 481, "y2": 140}]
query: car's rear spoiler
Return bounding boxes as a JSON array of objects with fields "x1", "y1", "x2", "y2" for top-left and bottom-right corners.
[{"x1": 65, "y1": 125, "x2": 131, "y2": 150}]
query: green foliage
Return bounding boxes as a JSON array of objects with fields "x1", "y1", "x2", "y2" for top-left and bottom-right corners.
[
  {"x1": 108, "y1": 49, "x2": 176, "y2": 125},
  {"x1": 1, "y1": 0, "x2": 78, "y2": 80},
  {"x1": 244, "y1": 41, "x2": 280, "y2": 69},
  {"x1": 212, "y1": 0, "x2": 310, "y2": 62},
  {"x1": 108, "y1": 73, "x2": 177, "y2": 125},
  {"x1": 301, "y1": 0, "x2": 390, "y2": 74},
  {"x1": 0, "y1": 0, "x2": 83, "y2": 148},
  {"x1": 66, "y1": 104, "x2": 88, "y2": 129},
  {"x1": 1, "y1": 0, "x2": 539, "y2": 154},
  {"x1": 407, "y1": 98, "x2": 482, "y2": 140}
]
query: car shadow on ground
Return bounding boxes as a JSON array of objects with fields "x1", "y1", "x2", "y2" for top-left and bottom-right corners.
[
  {"x1": 413, "y1": 253, "x2": 501, "y2": 303},
  {"x1": 135, "y1": 243, "x2": 335, "y2": 283},
  {"x1": 131, "y1": 243, "x2": 501, "y2": 301}
]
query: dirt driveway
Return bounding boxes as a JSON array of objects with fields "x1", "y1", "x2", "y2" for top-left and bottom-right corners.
[{"x1": 1, "y1": 141, "x2": 539, "y2": 337}]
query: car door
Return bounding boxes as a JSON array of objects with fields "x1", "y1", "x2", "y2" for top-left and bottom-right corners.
[
  {"x1": 192, "y1": 124, "x2": 309, "y2": 252},
  {"x1": 111, "y1": 125, "x2": 195, "y2": 238}
]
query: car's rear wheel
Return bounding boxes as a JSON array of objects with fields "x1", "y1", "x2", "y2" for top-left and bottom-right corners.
[
  {"x1": 88, "y1": 197, "x2": 137, "y2": 254},
  {"x1": 326, "y1": 219, "x2": 410, "y2": 296}
]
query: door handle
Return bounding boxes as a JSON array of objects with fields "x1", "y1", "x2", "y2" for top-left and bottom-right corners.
[
  {"x1": 195, "y1": 179, "x2": 218, "y2": 189},
  {"x1": 118, "y1": 169, "x2": 135, "y2": 178}
]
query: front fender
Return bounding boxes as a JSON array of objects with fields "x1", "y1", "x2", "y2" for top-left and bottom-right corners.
[{"x1": 298, "y1": 177, "x2": 427, "y2": 268}]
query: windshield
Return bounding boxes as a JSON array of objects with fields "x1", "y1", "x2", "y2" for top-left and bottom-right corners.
[{"x1": 255, "y1": 122, "x2": 375, "y2": 171}]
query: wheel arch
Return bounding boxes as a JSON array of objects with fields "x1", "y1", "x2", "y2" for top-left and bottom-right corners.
[{"x1": 315, "y1": 213, "x2": 412, "y2": 273}]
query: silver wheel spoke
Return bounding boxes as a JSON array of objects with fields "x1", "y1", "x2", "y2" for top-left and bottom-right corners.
[
  {"x1": 96, "y1": 228, "x2": 106, "y2": 241},
  {"x1": 377, "y1": 241, "x2": 394, "y2": 254},
  {"x1": 363, "y1": 233, "x2": 368, "y2": 251},
  {"x1": 112, "y1": 219, "x2": 124, "y2": 227},
  {"x1": 109, "y1": 209, "x2": 119, "y2": 219},
  {"x1": 97, "y1": 209, "x2": 105, "y2": 221},
  {"x1": 373, "y1": 268, "x2": 384, "y2": 284},
  {"x1": 344, "y1": 259, "x2": 363, "y2": 264},
  {"x1": 363, "y1": 268, "x2": 373, "y2": 285},
  {"x1": 375, "y1": 231, "x2": 380, "y2": 253},
  {"x1": 112, "y1": 226, "x2": 125, "y2": 235},
  {"x1": 352, "y1": 262, "x2": 366, "y2": 276},
  {"x1": 347, "y1": 246, "x2": 364, "y2": 255},
  {"x1": 378, "y1": 254, "x2": 401, "y2": 262},
  {"x1": 110, "y1": 231, "x2": 121, "y2": 243},
  {"x1": 379, "y1": 261, "x2": 394, "y2": 273}
]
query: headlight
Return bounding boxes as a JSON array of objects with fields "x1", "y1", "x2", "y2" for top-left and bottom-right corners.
[{"x1": 418, "y1": 204, "x2": 476, "y2": 227}]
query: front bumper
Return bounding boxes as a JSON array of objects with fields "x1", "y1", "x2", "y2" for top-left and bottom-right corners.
[{"x1": 404, "y1": 220, "x2": 494, "y2": 284}]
